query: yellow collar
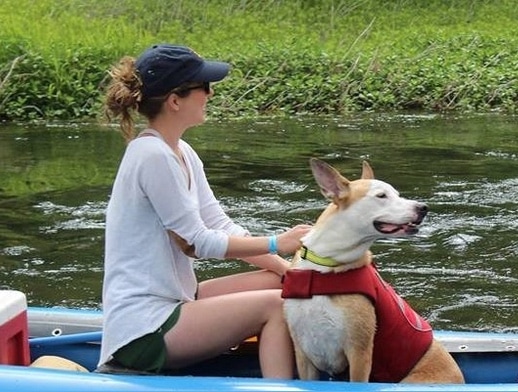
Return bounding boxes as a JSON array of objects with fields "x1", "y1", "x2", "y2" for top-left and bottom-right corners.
[{"x1": 300, "y1": 246, "x2": 341, "y2": 268}]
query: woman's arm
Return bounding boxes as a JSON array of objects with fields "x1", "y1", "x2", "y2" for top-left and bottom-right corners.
[
  {"x1": 241, "y1": 254, "x2": 291, "y2": 276},
  {"x1": 224, "y1": 225, "x2": 311, "y2": 259},
  {"x1": 170, "y1": 224, "x2": 311, "y2": 261},
  {"x1": 189, "y1": 145, "x2": 249, "y2": 236}
]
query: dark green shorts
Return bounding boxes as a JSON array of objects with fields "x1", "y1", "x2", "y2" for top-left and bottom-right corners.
[{"x1": 112, "y1": 305, "x2": 182, "y2": 373}]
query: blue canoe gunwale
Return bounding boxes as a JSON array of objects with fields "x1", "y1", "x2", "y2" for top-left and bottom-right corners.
[{"x1": 0, "y1": 306, "x2": 516, "y2": 392}]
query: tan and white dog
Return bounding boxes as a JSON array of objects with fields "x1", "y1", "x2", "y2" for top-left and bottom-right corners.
[{"x1": 282, "y1": 158, "x2": 464, "y2": 384}]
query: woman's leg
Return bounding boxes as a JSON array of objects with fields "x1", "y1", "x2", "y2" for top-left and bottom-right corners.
[
  {"x1": 198, "y1": 269, "x2": 282, "y2": 298},
  {"x1": 163, "y1": 289, "x2": 293, "y2": 379}
]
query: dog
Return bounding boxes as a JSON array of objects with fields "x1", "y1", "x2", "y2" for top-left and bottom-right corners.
[{"x1": 282, "y1": 158, "x2": 464, "y2": 384}]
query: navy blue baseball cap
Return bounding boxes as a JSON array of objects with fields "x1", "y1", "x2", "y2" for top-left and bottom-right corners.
[{"x1": 135, "y1": 44, "x2": 230, "y2": 98}]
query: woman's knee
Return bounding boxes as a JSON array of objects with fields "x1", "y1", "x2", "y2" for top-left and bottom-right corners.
[
  {"x1": 259, "y1": 290, "x2": 285, "y2": 319},
  {"x1": 225, "y1": 289, "x2": 284, "y2": 323}
]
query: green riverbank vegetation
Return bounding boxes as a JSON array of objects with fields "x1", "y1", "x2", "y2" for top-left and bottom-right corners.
[{"x1": 1, "y1": 0, "x2": 518, "y2": 122}]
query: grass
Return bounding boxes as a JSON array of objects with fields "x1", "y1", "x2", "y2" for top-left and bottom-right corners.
[{"x1": 1, "y1": 0, "x2": 518, "y2": 121}]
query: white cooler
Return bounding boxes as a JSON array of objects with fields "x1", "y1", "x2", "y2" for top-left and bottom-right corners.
[{"x1": 0, "y1": 290, "x2": 30, "y2": 365}]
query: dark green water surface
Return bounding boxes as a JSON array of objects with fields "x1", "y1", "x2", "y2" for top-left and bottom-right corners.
[{"x1": 1, "y1": 113, "x2": 517, "y2": 332}]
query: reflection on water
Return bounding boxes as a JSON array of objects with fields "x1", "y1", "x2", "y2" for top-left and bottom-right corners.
[{"x1": 0, "y1": 113, "x2": 517, "y2": 332}]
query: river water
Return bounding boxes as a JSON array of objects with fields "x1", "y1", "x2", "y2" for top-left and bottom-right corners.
[{"x1": 1, "y1": 113, "x2": 517, "y2": 332}]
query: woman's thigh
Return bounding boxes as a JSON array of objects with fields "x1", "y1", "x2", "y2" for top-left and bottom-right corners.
[
  {"x1": 197, "y1": 269, "x2": 282, "y2": 298},
  {"x1": 163, "y1": 289, "x2": 283, "y2": 368}
]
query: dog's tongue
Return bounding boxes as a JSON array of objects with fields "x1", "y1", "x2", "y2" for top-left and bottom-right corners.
[
  {"x1": 376, "y1": 222, "x2": 401, "y2": 234},
  {"x1": 374, "y1": 221, "x2": 420, "y2": 235}
]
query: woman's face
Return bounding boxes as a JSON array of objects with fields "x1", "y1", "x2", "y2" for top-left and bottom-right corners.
[{"x1": 172, "y1": 83, "x2": 213, "y2": 127}]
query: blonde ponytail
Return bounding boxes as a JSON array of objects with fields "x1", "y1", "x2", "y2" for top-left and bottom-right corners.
[{"x1": 103, "y1": 56, "x2": 142, "y2": 142}]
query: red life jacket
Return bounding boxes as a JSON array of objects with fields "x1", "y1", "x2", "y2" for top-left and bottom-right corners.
[{"x1": 281, "y1": 264, "x2": 433, "y2": 382}]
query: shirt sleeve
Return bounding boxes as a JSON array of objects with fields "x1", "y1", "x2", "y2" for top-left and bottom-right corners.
[
  {"x1": 135, "y1": 139, "x2": 229, "y2": 258},
  {"x1": 183, "y1": 142, "x2": 250, "y2": 237}
]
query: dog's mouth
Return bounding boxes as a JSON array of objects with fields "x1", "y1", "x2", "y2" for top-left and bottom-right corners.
[{"x1": 373, "y1": 220, "x2": 421, "y2": 235}]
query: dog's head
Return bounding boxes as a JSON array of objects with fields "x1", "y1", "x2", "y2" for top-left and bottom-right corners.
[{"x1": 303, "y1": 158, "x2": 428, "y2": 263}]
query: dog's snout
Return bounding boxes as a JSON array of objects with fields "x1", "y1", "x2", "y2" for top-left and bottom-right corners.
[{"x1": 416, "y1": 203, "x2": 428, "y2": 220}]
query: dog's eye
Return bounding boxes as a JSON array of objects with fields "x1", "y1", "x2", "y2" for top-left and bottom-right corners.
[{"x1": 376, "y1": 193, "x2": 387, "y2": 199}]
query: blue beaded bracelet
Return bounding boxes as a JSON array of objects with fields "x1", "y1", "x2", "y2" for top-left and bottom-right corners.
[{"x1": 268, "y1": 235, "x2": 278, "y2": 254}]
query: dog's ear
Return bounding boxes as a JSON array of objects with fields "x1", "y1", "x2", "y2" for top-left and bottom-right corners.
[
  {"x1": 361, "y1": 160, "x2": 375, "y2": 179},
  {"x1": 309, "y1": 158, "x2": 350, "y2": 201}
]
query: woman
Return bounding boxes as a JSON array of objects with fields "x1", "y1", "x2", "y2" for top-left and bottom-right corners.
[{"x1": 98, "y1": 44, "x2": 311, "y2": 379}]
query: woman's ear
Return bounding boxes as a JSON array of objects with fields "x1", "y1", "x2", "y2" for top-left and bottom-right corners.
[{"x1": 165, "y1": 93, "x2": 181, "y2": 112}]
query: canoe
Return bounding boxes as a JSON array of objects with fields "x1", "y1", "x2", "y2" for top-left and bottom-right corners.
[{"x1": 1, "y1": 306, "x2": 518, "y2": 391}]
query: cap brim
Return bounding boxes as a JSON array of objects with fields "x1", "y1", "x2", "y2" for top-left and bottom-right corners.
[{"x1": 194, "y1": 61, "x2": 230, "y2": 83}]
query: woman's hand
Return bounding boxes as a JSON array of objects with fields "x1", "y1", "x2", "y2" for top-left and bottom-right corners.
[
  {"x1": 276, "y1": 224, "x2": 312, "y2": 255},
  {"x1": 222, "y1": 224, "x2": 313, "y2": 260}
]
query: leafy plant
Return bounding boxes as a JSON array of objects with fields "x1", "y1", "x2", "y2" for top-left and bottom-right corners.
[{"x1": 1, "y1": 0, "x2": 518, "y2": 121}]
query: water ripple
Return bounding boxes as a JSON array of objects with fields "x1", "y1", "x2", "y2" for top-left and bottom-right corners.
[
  {"x1": 34, "y1": 201, "x2": 106, "y2": 233},
  {"x1": 387, "y1": 266, "x2": 518, "y2": 284},
  {"x1": 1, "y1": 245, "x2": 33, "y2": 256},
  {"x1": 249, "y1": 179, "x2": 308, "y2": 194}
]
